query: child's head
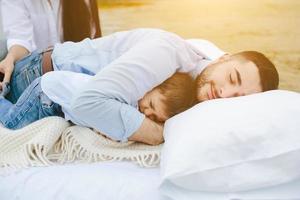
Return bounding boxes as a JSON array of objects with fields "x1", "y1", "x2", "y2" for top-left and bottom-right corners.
[{"x1": 138, "y1": 72, "x2": 197, "y2": 123}]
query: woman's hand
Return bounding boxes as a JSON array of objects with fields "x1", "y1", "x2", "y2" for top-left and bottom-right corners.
[
  {"x1": 0, "y1": 44, "x2": 29, "y2": 90},
  {"x1": 0, "y1": 45, "x2": 30, "y2": 90},
  {"x1": 0, "y1": 56, "x2": 14, "y2": 90}
]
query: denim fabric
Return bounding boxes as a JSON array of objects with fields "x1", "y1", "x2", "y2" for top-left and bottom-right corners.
[
  {"x1": 0, "y1": 82, "x2": 10, "y2": 97},
  {"x1": 0, "y1": 77, "x2": 64, "y2": 130},
  {"x1": 0, "y1": 50, "x2": 64, "y2": 129},
  {"x1": 6, "y1": 51, "x2": 43, "y2": 103}
]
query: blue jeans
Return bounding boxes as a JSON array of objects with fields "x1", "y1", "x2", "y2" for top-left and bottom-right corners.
[
  {"x1": 7, "y1": 51, "x2": 43, "y2": 103},
  {"x1": 0, "y1": 51, "x2": 64, "y2": 129}
]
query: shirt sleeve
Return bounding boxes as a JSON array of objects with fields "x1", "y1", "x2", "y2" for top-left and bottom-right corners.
[
  {"x1": 186, "y1": 39, "x2": 226, "y2": 60},
  {"x1": 1, "y1": 0, "x2": 36, "y2": 52},
  {"x1": 70, "y1": 37, "x2": 181, "y2": 142}
]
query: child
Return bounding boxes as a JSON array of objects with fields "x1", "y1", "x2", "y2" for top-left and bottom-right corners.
[
  {"x1": 0, "y1": 71, "x2": 196, "y2": 139},
  {"x1": 138, "y1": 72, "x2": 197, "y2": 123}
]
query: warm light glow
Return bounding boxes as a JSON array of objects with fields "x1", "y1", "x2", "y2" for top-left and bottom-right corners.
[{"x1": 98, "y1": 0, "x2": 300, "y2": 91}]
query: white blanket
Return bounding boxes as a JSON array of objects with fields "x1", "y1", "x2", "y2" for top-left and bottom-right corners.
[{"x1": 0, "y1": 117, "x2": 161, "y2": 175}]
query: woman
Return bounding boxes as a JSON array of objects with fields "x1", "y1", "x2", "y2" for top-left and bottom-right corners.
[{"x1": 0, "y1": 0, "x2": 101, "y2": 88}]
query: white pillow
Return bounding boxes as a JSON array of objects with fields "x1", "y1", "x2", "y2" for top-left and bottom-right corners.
[
  {"x1": 159, "y1": 178, "x2": 300, "y2": 200},
  {"x1": 159, "y1": 90, "x2": 300, "y2": 193}
]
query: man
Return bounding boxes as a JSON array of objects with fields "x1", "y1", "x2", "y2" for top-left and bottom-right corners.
[
  {"x1": 195, "y1": 51, "x2": 279, "y2": 102},
  {"x1": 0, "y1": 28, "x2": 279, "y2": 145}
]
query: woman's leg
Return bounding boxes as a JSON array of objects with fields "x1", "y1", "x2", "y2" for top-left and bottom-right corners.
[
  {"x1": 6, "y1": 51, "x2": 43, "y2": 103},
  {"x1": 0, "y1": 95, "x2": 13, "y2": 115},
  {"x1": 0, "y1": 77, "x2": 64, "y2": 130}
]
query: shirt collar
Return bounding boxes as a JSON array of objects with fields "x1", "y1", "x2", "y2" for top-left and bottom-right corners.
[{"x1": 186, "y1": 39, "x2": 226, "y2": 78}]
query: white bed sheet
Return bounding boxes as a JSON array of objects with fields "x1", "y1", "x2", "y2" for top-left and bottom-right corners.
[
  {"x1": 0, "y1": 162, "x2": 168, "y2": 200},
  {"x1": 1, "y1": 161, "x2": 300, "y2": 200}
]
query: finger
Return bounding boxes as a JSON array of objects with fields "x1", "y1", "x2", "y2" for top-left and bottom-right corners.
[
  {"x1": 0, "y1": 82, "x2": 3, "y2": 90},
  {"x1": 0, "y1": 72, "x2": 4, "y2": 82},
  {"x1": 3, "y1": 70, "x2": 12, "y2": 84}
]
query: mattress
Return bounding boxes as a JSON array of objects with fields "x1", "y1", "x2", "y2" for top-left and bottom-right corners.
[{"x1": 0, "y1": 161, "x2": 300, "y2": 200}]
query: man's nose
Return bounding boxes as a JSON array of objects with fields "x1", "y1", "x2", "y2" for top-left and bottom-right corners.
[{"x1": 219, "y1": 85, "x2": 240, "y2": 98}]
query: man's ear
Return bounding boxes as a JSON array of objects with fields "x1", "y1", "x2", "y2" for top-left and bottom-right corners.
[
  {"x1": 209, "y1": 53, "x2": 231, "y2": 65},
  {"x1": 218, "y1": 53, "x2": 231, "y2": 62}
]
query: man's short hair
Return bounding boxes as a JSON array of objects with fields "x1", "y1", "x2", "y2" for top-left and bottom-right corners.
[
  {"x1": 156, "y1": 72, "x2": 197, "y2": 118},
  {"x1": 232, "y1": 51, "x2": 279, "y2": 91}
]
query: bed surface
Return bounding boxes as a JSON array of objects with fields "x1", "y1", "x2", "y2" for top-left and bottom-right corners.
[
  {"x1": 0, "y1": 162, "x2": 167, "y2": 200},
  {"x1": 1, "y1": 161, "x2": 300, "y2": 200}
]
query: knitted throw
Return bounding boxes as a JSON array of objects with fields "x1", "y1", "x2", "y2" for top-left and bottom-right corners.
[{"x1": 0, "y1": 117, "x2": 162, "y2": 175}]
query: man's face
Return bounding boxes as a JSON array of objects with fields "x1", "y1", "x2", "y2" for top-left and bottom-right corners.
[
  {"x1": 196, "y1": 55, "x2": 262, "y2": 102},
  {"x1": 138, "y1": 88, "x2": 169, "y2": 123}
]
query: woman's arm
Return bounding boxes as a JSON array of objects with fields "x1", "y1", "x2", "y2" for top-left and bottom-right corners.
[
  {"x1": 1, "y1": 0, "x2": 36, "y2": 52},
  {"x1": 0, "y1": 45, "x2": 29, "y2": 89},
  {"x1": 0, "y1": 0, "x2": 35, "y2": 88}
]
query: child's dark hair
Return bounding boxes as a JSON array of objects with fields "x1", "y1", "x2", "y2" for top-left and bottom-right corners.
[{"x1": 155, "y1": 72, "x2": 197, "y2": 118}]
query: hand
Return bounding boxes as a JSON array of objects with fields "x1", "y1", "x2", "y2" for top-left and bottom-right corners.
[
  {"x1": 128, "y1": 117, "x2": 165, "y2": 146},
  {"x1": 0, "y1": 56, "x2": 14, "y2": 90},
  {"x1": 150, "y1": 123, "x2": 164, "y2": 145},
  {"x1": 0, "y1": 44, "x2": 29, "y2": 90},
  {"x1": 150, "y1": 122, "x2": 164, "y2": 145}
]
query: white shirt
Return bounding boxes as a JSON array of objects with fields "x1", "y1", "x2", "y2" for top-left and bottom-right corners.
[
  {"x1": 41, "y1": 28, "x2": 225, "y2": 142},
  {"x1": 41, "y1": 71, "x2": 92, "y2": 127},
  {"x1": 1, "y1": 0, "x2": 61, "y2": 52}
]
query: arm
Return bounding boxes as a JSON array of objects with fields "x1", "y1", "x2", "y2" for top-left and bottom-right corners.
[
  {"x1": 99, "y1": 117, "x2": 164, "y2": 145},
  {"x1": 128, "y1": 117, "x2": 164, "y2": 145},
  {"x1": 1, "y1": 0, "x2": 36, "y2": 52},
  {"x1": 0, "y1": 0, "x2": 36, "y2": 88},
  {"x1": 0, "y1": 45, "x2": 29, "y2": 86},
  {"x1": 71, "y1": 37, "x2": 181, "y2": 143}
]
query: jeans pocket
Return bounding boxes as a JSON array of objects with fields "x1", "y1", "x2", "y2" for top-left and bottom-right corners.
[{"x1": 9, "y1": 61, "x2": 42, "y2": 103}]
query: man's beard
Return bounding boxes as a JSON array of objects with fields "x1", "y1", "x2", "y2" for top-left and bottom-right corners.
[
  {"x1": 196, "y1": 64, "x2": 216, "y2": 102},
  {"x1": 197, "y1": 70, "x2": 209, "y2": 89}
]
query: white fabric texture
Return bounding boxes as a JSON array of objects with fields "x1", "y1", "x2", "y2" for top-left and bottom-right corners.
[
  {"x1": 185, "y1": 39, "x2": 226, "y2": 78},
  {"x1": 160, "y1": 90, "x2": 300, "y2": 193},
  {"x1": 1, "y1": 162, "x2": 300, "y2": 200},
  {"x1": 1, "y1": 0, "x2": 61, "y2": 51},
  {"x1": 41, "y1": 71, "x2": 93, "y2": 127},
  {"x1": 159, "y1": 178, "x2": 300, "y2": 200},
  {"x1": 0, "y1": 117, "x2": 161, "y2": 175},
  {"x1": 0, "y1": 162, "x2": 165, "y2": 200}
]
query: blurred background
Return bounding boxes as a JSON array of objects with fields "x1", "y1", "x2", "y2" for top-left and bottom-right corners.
[{"x1": 98, "y1": 0, "x2": 300, "y2": 91}]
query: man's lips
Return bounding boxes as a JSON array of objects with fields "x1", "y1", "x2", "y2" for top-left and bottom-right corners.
[{"x1": 211, "y1": 84, "x2": 217, "y2": 99}]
